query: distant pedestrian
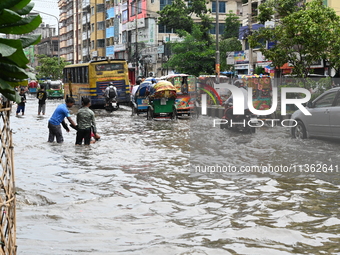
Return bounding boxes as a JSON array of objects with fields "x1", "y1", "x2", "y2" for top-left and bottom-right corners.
[
  {"x1": 16, "y1": 88, "x2": 26, "y2": 116},
  {"x1": 75, "y1": 97, "x2": 97, "y2": 145},
  {"x1": 48, "y1": 97, "x2": 77, "y2": 143},
  {"x1": 37, "y1": 85, "x2": 47, "y2": 115}
]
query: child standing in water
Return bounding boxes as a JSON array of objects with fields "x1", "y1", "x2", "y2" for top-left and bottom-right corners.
[{"x1": 16, "y1": 88, "x2": 26, "y2": 116}]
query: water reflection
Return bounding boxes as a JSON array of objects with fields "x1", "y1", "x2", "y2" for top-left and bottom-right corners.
[{"x1": 11, "y1": 97, "x2": 340, "y2": 254}]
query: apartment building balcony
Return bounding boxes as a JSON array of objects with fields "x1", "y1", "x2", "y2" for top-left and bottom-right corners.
[
  {"x1": 82, "y1": 14, "x2": 90, "y2": 24},
  {"x1": 82, "y1": 47, "x2": 90, "y2": 57},
  {"x1": 82, "y1": 31, "x2": 91, "y2": 40},
  {"x1": 67, "y1": 38, "x2": 74, "y2": 47}
]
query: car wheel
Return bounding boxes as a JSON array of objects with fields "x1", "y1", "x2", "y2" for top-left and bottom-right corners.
[{"x1": 293, "y1": 120, "x2": 307, "y2": 139}]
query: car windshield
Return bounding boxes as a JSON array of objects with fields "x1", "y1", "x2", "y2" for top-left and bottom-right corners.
[{"x1": 50, "y1": 84, "x2": 61, "y2": 90}]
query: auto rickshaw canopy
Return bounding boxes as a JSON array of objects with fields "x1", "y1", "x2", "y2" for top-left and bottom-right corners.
[{"x1": 149, "y1": 81, "x2": 177, "y2": 99}]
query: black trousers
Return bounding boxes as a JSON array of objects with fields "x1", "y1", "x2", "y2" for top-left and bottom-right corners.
[{"x1": 75, "y1": 127, "x2": 91, "y2": 145}]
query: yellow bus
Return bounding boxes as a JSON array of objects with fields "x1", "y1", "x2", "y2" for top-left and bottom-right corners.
[{"x1": 62, "y1": 59, "x2": 130, "y2": 107}]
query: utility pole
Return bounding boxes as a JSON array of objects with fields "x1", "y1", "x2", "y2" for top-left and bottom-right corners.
[
  {"x1": 34, "y1": 10, "x2": 60, "y2": 65},
  {"x1": 215, "y1": 0, "x2": 220, "y2": 83},
  {"x1": 135, "y1": 0, "x2": 138, "y2": 77},
  {"x1": 248, "y1": 0, "x2": 253, "y2": 74}
]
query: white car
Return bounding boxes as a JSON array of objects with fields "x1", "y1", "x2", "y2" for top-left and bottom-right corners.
[{"x1": 291, "y1": 87, "x2": 340, "y2": 139}]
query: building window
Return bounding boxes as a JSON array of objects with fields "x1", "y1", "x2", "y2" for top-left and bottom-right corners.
[
  {"x1": 97, "y1": 39, "x2": 105, "y2": 48},
  {"x1": 209, "y1": 23, "x2": 225, "y2": 35},
  {"x1": 91, "y1": 40, "x2": 95, "y2": 49},
  {"x1": 91, "y1": 23, "x2": 95, "y2": 32},
  {"x1": 130, "y1": 1, "x2": 142, "y2": 16},
  {"x1": 91, "y1": 6, "x2": 94, "y2": 15},
  {"x1": 97, "y1": 4, "x2": 105, "y2": 13},
  {"x1": 160, "y1": 0, "x2": 173, "y2": 10},
  {"x1": 97, "y1": 21, "x2": 105, "y2": 30},
  {"x1": 212, "y1": 2, "x2": 226, "y2": 13},
  {"x1": 122, "y1": 10, "x2": 128, "y2": 22},
  {"x1": 158, "y1": 25, "x2": 173, "y2": 34},
  {"x1": 131, "y1": 2, "x2": 136, "y2": 16},
  {"x1": 138, "y1": 1, "x2": 142, "y2": 13}
]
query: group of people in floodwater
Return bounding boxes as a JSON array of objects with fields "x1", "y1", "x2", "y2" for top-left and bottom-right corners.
[
  {"x1": 15, "y1": 84, "x2": 101, "y2": 146},
  {"x1": 47, "y1": 89, "x2": 106, "y2": 145},
  {"x1": 47, "y1": 96, "x2": 100, "y2": 145}
]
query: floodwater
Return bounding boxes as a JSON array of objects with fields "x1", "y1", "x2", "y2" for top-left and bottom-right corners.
[{"x1": 11, "y1": 96, "x2": 340, "y2": 255}]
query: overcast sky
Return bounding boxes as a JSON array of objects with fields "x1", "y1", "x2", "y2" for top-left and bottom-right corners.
[{"x1": 32, "y1": 0, "x2": 59, "y2": 32}]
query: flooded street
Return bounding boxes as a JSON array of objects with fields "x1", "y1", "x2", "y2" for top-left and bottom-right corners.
[{"x1": 12, "y1": 96, "x2": 340, "y2": 254}]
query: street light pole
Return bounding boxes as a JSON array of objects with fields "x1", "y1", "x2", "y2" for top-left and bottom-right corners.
[
  {"x1": 215, "y1": 0, "x2": 220, "y2": 84},
  {"x1": 248, "y1": 0, "x2": 253, "y2": 74},
  {"x1": 135, "y1": 0, "x2": 138, "y2": 78},
  {"x1": 33, "y1": 10, "x2": 60, "y2": 65}
]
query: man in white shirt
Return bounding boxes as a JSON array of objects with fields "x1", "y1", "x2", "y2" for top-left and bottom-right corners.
[{"x1": 103, "y1": 82, "x2": 117, "y2": 106}]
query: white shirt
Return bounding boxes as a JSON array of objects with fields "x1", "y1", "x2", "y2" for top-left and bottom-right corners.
[
  {"x1": 104, "y1": 85, "x2": 117, "y2": 98},
  {"x1": 131, "y1": 85, "x2": 140, "y2": 97}
]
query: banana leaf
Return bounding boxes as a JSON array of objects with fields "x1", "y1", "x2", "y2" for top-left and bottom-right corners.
[
  {"x1": 0, "y1": 43, "x2": 17, "y2": 57},
  {"x1": 0, "y1": 78, "x2": 20, "y2": 102},
  {"x1": 12, "y1": 2, "x2": 34, "y2": 15},
  {"x1": 0, "y1": 78, "x2": 18, "y2": 94},
  {"x1": 0, "y1": 63, "x2": 34, "y2": 79},
  {"x1": 0, "y1": 38, "x2": 34, "y2": 67},
  {"x1": 20, "y1": 34, "x2": 41, "y2": 48},
  {"x1": 0, "y1": 15, "x2": 42, "y2": 34},
  {"x1": 0, "y1": 0, "x2": 23, "y2": 10},
  {"x1": 0, "y1": 9, "x2": 22, "y2": 25}
]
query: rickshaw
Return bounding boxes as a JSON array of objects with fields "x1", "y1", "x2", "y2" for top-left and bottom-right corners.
[
  {"x1": 164, "y1": 74, "x2": 198, "y2": 118},
  {"x1": 131, "y1": 81, "x2": 153, "y2": 115},
  {"x1": 28, "y1": 80, "x2": 38, "y2": 94},
  {"x1": 40, "y1": 80, "x2": 64, "y2": 99},
  {"x1": 146, "y1": 80, "x2": 177, "y2": 120}
]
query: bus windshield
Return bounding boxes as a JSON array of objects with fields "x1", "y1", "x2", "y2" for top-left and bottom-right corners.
[
  {"x1": 49, "y1": 81, "x2": 62, "y2": 90},
  {"x1": 95, "y1": 63, "x2": 124, "y2": 71}
]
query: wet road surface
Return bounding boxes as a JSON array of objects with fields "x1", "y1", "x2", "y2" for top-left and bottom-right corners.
[{"x1": 11, "y1": 96, "x2": 340, "y2": 254}]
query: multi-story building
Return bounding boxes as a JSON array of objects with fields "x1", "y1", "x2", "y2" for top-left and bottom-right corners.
[
  {"x1": 56, "y1": 0, "x2": 243, "y2": 77},
  {"x1": 35, "y1": 24, "x2": 58, "y2": 60},
  {"x1": 111, "y1": 0, "x2": 243, "y2": 77},
  {"x1": 233, "y1": 0, "x2": 340, "y2": 76},
  {"x1": 58, "y1": 0, "x2": 74, "y2": 62}
]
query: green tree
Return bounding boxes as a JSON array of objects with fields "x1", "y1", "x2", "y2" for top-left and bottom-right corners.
[
  {"x1": 222, "y1": 11, "x2": 240, "y2": 39},
  {"x1": 249, "y1": 0, "x2": 340, "y2": 80},
  {"x1": 219, "y1": 37, "x2": 242, "y2": 72},
  {"x1": 157, "y1": 0, "x2": 213, "y2": 43},
  {"x1": 257, "y1": 0, "x2": 301, "y2": 24},
  {"x1": 164, "y1": 25, "x2": 215, "y2": 76},
  {"x1": 35, "y1": 55, "x2": 70, "y2": 80},
  {"x1": 0, "y1": 0, "x2": 42, "y2": 102}
]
